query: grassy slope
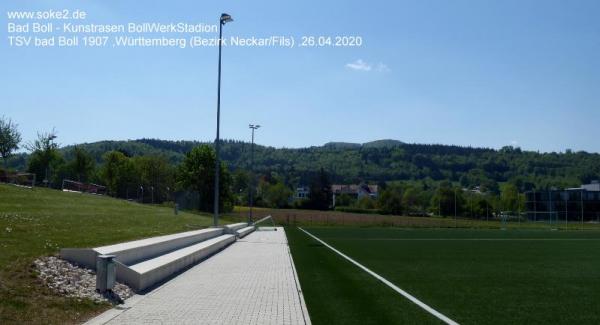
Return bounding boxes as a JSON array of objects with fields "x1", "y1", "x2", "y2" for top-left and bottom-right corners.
[
  {"x1": 0, "y1": 184, "x2": 213, "y2": 324},
  {"x1": 296, "y1": 227, "x2": 600, "y2": 324},
  {"x1": 287, "y1": 227, "x2": 440, "y2": 325}
]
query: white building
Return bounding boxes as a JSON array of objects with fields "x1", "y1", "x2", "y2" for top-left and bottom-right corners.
[{"x1": 295, "y1": 186, "x2": 310, "y2": 200}]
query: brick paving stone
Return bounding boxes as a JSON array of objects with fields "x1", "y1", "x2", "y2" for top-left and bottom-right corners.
[{"x1": 91, "y1": 227, "x2": 310, "y2": 325}]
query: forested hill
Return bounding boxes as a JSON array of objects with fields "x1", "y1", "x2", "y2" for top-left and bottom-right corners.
[{"x1": 8, "y1": 138, "x2": 600, "y2": 191}]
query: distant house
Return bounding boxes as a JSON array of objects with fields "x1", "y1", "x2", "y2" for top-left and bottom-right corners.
[
  {"x1": 331, "y1": 184, "x2": 378, "y2": 208},
  {"x1": 332, "y1": 184, "x2": 379, "y2": 200},
  {"x1": 295, "y1": 186, "x2": 310, "y2": 200}
]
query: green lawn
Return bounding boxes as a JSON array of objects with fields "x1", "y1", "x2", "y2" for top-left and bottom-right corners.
[
  {"x1": 0, "y1": 184, "x2": 214, "y2": 324},
  {"x1": 289, "y1": 227, "x2": 600, "y2": 324}
]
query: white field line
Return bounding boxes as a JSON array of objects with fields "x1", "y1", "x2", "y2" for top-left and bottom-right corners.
[{"x1": 298, "y1": 227, "x2": 459, "y2": 325}]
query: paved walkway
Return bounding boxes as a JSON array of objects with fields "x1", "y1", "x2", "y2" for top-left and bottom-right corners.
[{"x1": 88, "y1": 228, "x2": 311, "y2": 325}]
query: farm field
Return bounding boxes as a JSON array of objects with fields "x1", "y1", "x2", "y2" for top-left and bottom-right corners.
[{"x1": 288, "y1": 226, "x2": 600, "y2": 324}]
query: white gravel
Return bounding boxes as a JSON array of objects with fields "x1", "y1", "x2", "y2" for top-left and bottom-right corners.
[{"x1": 33, "y1": 256, "x2": 134, "y2": 304}]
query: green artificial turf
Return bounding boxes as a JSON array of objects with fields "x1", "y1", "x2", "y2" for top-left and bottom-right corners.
[
  {"x1": 290, "y1": 227, "x2": 600, "y2": 324},
  {"x1": 0, "y1": 184, "x2": 214, "y2": 324},
  {"x1": 287, "y1": 227, "x2": 441, "y2": 325}
]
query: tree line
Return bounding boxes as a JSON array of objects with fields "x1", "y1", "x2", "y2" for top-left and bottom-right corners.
[
  {"x1": 1, "y1": 117, "x2": 597, "y2": 218},
  {"x1": 5, "y1": 136, "x2": 599, "y2": 195}
]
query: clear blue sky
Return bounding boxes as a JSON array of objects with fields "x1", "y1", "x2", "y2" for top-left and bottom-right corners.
[{"x1": 2, "y1": 0, "x2": 599, "y2": 153}]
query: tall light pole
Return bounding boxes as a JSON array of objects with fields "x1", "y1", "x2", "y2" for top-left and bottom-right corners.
[
  {"x1": 213, "y1": 13, "x2": 233, "y2": 227},
  {"x1": 248, "y1": 124, "x2": 260, "y2": 225}
]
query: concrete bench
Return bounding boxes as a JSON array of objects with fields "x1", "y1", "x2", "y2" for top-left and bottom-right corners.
[
  {"x1": 117, "y1": 234, "x2": 236, "y2": 291},
  {"x1": 236, "y1": 226, "x2": 255, "y2": 238},
  {"x1": 61, "y1": 228, "x2": 224, "y2": 269}
]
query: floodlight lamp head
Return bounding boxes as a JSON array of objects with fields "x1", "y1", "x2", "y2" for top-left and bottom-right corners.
[{"x1": 220, "y1": 13, "x2": 233, "y2": 24}]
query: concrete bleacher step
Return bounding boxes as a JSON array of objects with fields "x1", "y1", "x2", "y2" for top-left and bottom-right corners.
[
  {"x1": 236, "y1": 226, "x2": 255, "y2": 238},
  {"x1": 224, "y1": 222, "x2": 248, "y2": 233},
  {"x1": 61, "y1": 228, "x2": 225, "y2": 269},
  {"x1": 60, "y1": 224, "x2": 249, "y2": 292},
  {"x1": 117, "y1": 234, "x2": 236, "y2": 291}
]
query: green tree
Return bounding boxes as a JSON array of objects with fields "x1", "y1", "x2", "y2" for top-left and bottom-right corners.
[
  {"x1": 263, "y1": 181, "x2": 293, "y2": 208},
  {"x1": 232, "y1": 169, "x2": 250, "y2": 205},
  {"x1": 378, "y1": 184, "x2": 403, "y2": 215},
  {"x1": 0, "y1": 116, "x2": 22, "y2": 168},
  {"x1": 100, "y1": 151, "x2": 131, "y2": 196},
  {"x1": 306, "y1": 168, "x2": 332, "y2": 210},
  {"x1": 26, "y1": 130, "x2": 61, "y2": 187},
  {"x1": 177, "y1": 145, "x2": 234, "y2": 212},
  {"x1": 335, "y1": 193, "x2": 355, "y2": 207},
  {"x1": 402, "y1": 186, "x2": 424, "y2": 214},
  {"x1": 478, "y1": 195, "x2": 494, "y2": 219},
  {"x1": 68, "y1": 146, "x2": 95, "y2": 182},
  {"x1": 501, "y1": 183, "x2": 520, "y2": 213},
  {"x1": 133, "y1": 155, "x2": 174, "y2": 203},
  {"x1": 356, "y1": 196, "x2": 376, "y2": 210},
  {"x1": 480, "y1": 179, "x2": 500, "y2": 194},
  {"x1": 431, "y1": 182, "x2": 465, "y2": 217},
  {"x1": 463, "y1": 191, "x2": 490, "y2": 219}
]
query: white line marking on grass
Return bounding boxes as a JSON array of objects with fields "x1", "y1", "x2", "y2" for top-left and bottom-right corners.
[{"x1": 298, "y1": 227, "x2": 459, "y2": 325}]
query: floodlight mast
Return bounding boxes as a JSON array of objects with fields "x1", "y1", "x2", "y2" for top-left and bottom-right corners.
[
  {"x1": 214, "y1": 13, "x2": 233, "y2": 227},
  {"x1": 248, "y1": 124, "x2": 260, "y2": 225}
]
